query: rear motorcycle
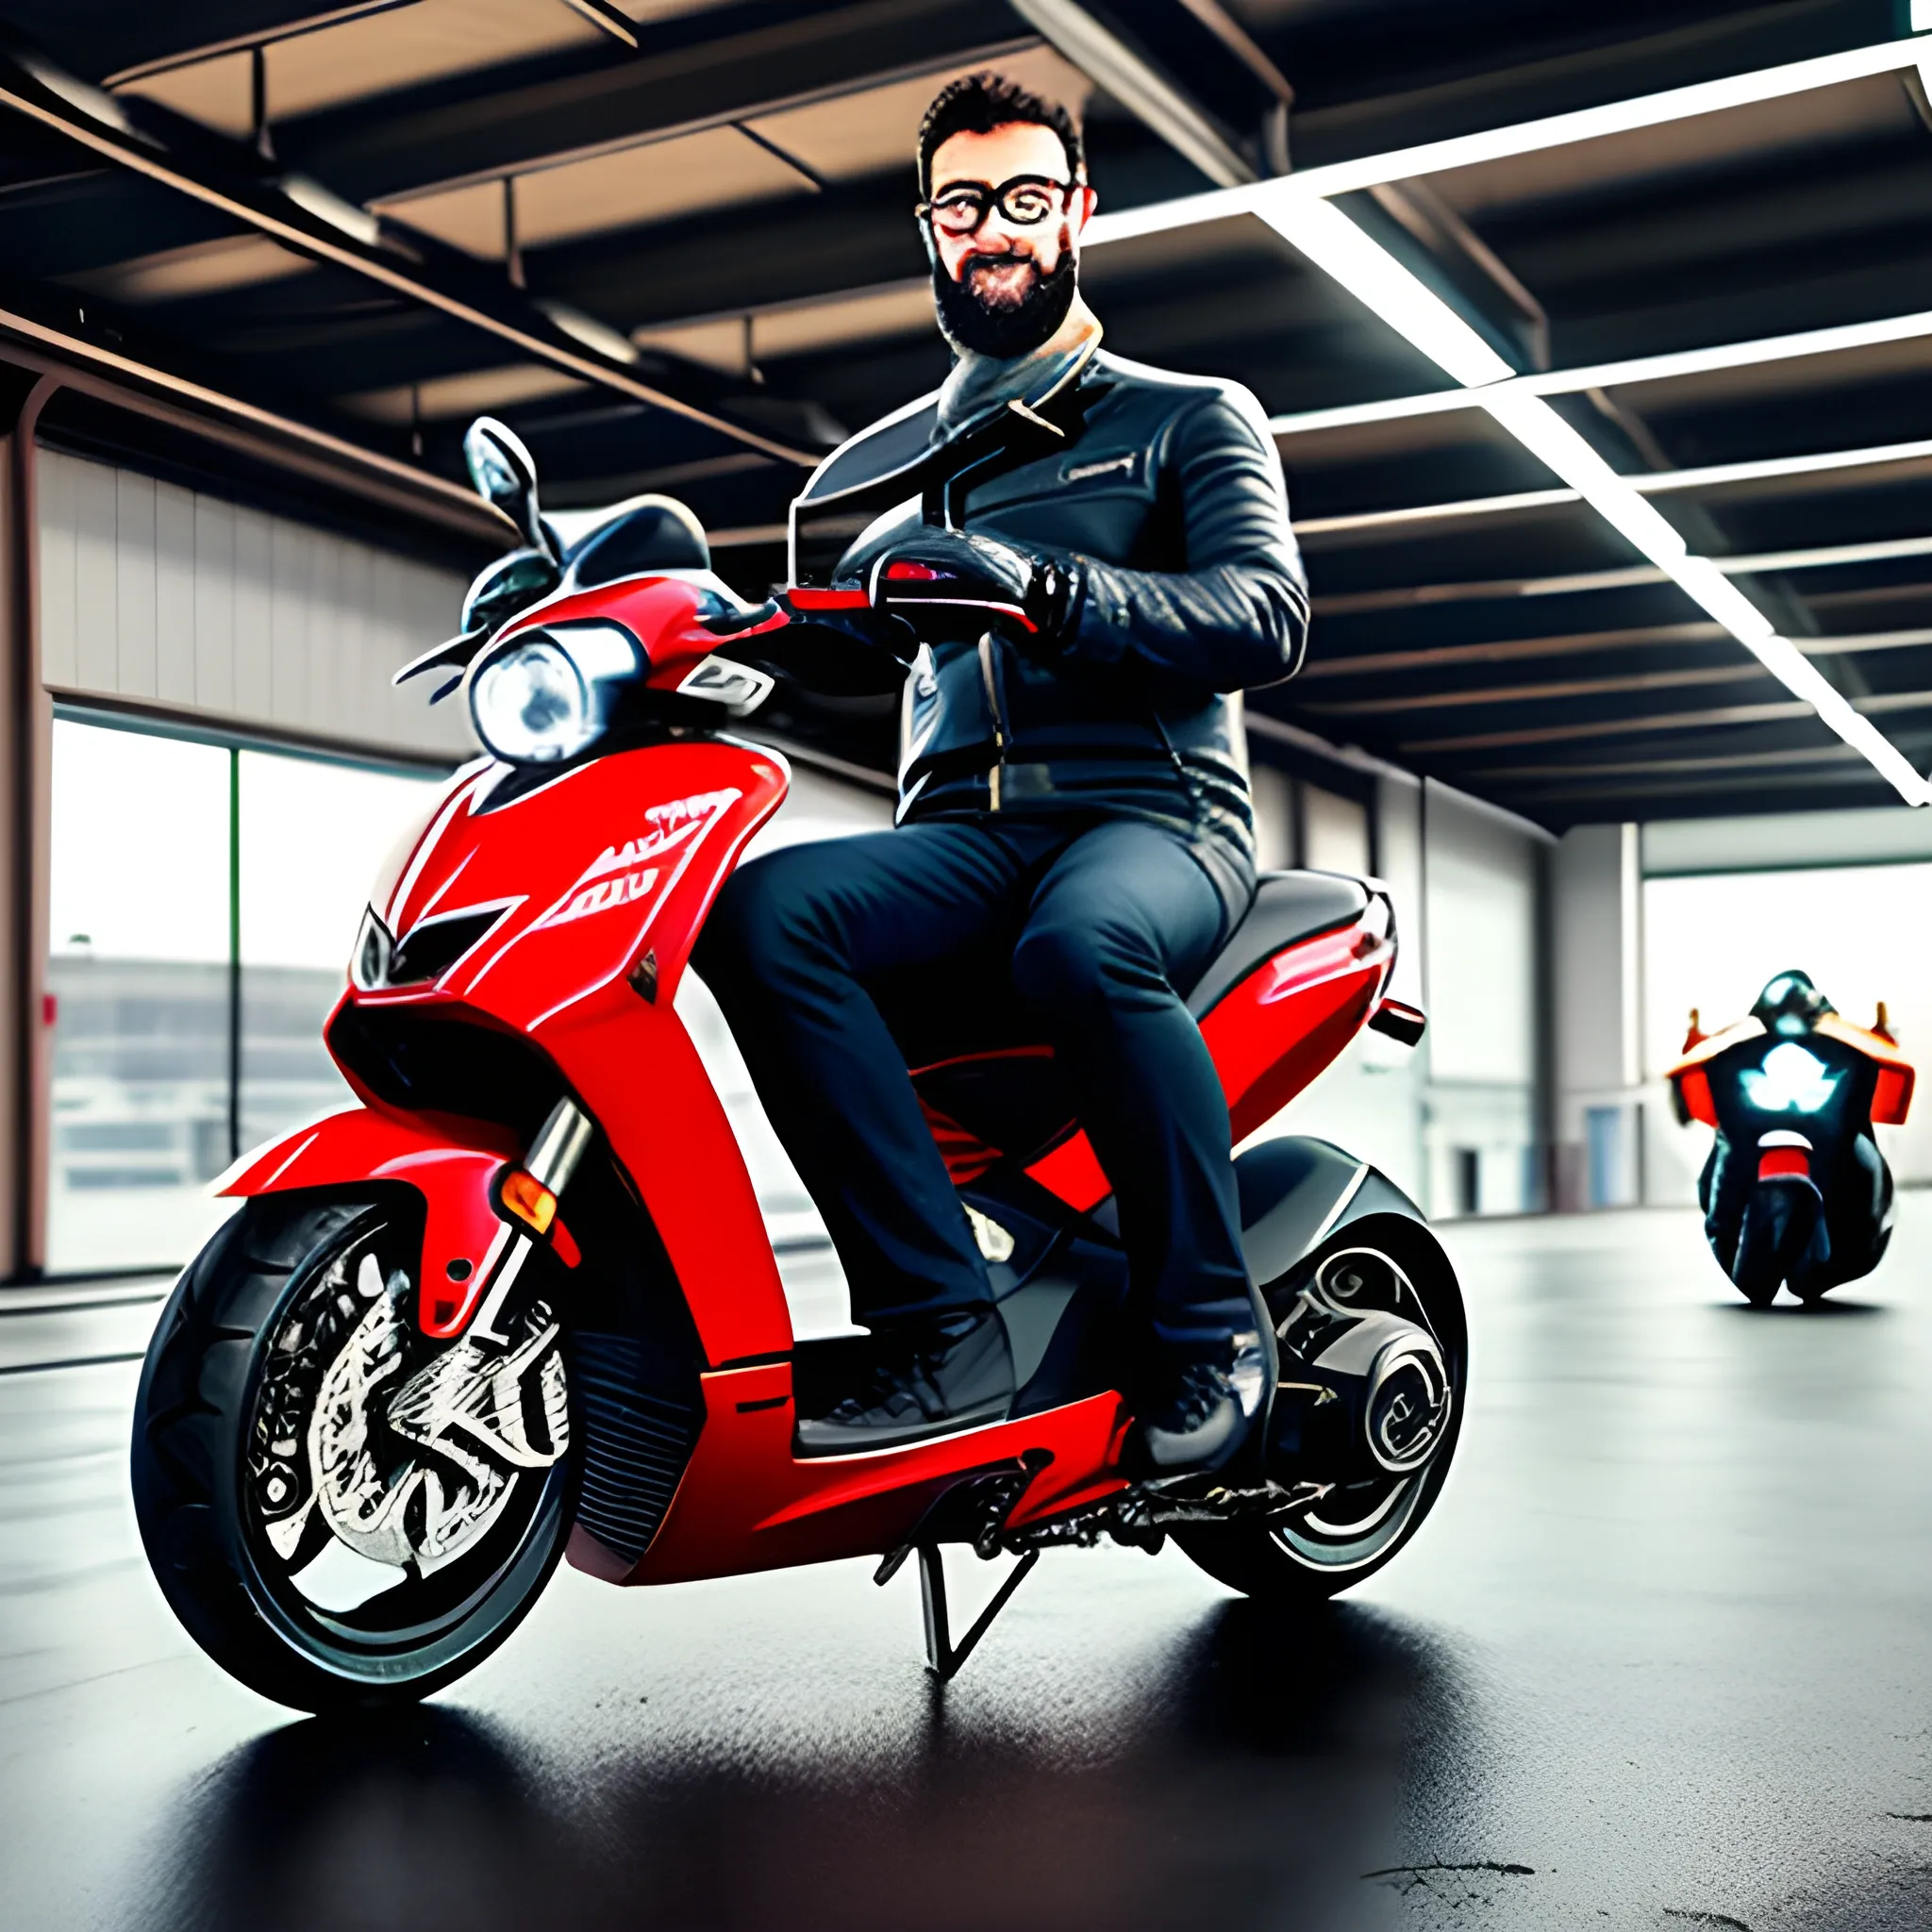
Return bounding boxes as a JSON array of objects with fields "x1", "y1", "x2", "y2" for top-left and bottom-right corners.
[
  {"x1": 130, "y1": 418, "x2": 1464, "y2": 1711},
  {"x1": 1666, "y1": 970, "x2": 1914, "y2": 1306}
]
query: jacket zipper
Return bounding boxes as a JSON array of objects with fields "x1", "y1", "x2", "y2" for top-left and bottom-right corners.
[{"x1": 977, "y1": 634, "x2": 1006, "y2": 811}]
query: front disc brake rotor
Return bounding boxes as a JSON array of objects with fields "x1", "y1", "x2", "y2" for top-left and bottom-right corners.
[{"x1": 247, "y1": 1223, "x2": 569, "y2": 1628}]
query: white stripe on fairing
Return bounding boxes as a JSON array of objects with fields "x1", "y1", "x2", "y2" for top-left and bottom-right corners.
[
  {"x1": 259, "y1": 1129, "x2": 321, "y2": 1191},
  {"x1": 1304, "y1": 1163, "x2": 1371, "y2": 1254},
  {"x1": 417, "y1": 847, "x2": 475, "y2": 921},
  {"x1": 386, "y1": 774, "x2": 482, "y2": 929}
]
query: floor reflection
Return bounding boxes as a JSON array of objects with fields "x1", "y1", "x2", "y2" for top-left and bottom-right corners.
[{"x1": 151, "y1": 1599, "x2": 1464, "y2": 1932}]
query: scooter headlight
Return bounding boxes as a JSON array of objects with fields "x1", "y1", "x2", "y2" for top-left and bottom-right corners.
[{"x1": 469, "y1": 620, "x2": 640, "y2": 764}]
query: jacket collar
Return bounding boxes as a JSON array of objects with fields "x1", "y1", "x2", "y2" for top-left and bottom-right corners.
[{"x1": 934, "y1": 325, "x2": 1105, "y2": 444}]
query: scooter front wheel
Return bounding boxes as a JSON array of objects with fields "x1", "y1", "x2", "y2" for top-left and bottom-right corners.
[{"x1": 131, "y1": 1193, "x2": 575, "y2": 1712}]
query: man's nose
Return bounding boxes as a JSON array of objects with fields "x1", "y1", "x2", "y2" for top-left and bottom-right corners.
[{"x1": 977, "y1": 211, "x2": 1034, "y2": 244}]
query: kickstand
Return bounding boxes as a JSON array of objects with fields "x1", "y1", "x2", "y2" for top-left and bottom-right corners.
[{"x1": 917, "y1": 1541, "x2": 1039, "y2": 1681}]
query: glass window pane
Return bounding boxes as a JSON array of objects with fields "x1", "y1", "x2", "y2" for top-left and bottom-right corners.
[
  {"x1": 46, "y1": 720, "x2": 232, "y2": 1272},
  {"x1": 239, "y1": 749, "x2": 446, "y2": 1153}
]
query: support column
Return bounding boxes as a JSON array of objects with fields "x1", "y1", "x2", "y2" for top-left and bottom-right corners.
[
  {"x1": 1549, "y1": 823, "x2": 1645, "y2": 1210},
  {"x1": 1, "y1": 375, "x2": 58, "y2": 1282}
]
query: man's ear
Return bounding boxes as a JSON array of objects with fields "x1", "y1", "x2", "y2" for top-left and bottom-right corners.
[{"x1": 1071, "y1": 183, "x2": 1099, "y2": 237}]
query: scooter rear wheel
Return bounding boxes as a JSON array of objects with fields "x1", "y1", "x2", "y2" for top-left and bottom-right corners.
[
  {"x1": 131, "y1": 1193, "x2": 575, "y2": 1712},
  {"x1": 1174, "y1": 1216, "x2": 1466, "y2": 1603}
]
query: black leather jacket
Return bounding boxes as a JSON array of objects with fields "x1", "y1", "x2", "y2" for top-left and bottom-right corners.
[{"x1": 790, "y1": 345, "x2": 1309, "y2": 908}]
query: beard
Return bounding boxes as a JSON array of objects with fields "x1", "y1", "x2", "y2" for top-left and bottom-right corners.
[{"x1": 932, "y1": 241, "x2": 1079, "y2": 358}]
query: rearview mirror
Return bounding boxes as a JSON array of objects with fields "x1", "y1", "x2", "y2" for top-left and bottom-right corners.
[{"x1": 463, "y1": 416, "x2": 557, "y2": 560}]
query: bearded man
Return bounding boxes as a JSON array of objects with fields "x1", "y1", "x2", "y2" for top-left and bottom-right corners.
[{"x1": 694, "y1": 72, "x2": 1309, "y2": 1473}]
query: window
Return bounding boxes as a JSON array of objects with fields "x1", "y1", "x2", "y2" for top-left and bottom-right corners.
[
  {"x1": 238, "y1": 749, "x2": 445, "y2": 1153},
  {"x1": 47, "y1": 723, "x2": 230, "y2": 1271},
  {"x1": 46, "y1": 716, "x2": 445, "y2": 1274}
]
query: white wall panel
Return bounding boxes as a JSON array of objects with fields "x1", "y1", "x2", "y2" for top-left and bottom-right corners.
[
  {"x1": 192, "y1": 492, "x2": 234, "y2": 714},
  {"x1": 73, "y1": 457, "x2": 119, "y2": 695},
  {"x1": 38, "y1": 449, "x2": 473, "y2": 761},
  {"x1": 1421, "y1": 780, "x2": 1543, "y2": 1216},
  {"x1": 1303, "y1": 783, "x2": 1370, "y2": 875},
  {"x1": 115, "y1": 470, "x2": 158, "y2": 697},
  {"x1": 155, "y1": 480, "x2": 196, "y2": 705},
  {"x1": 1424, "y1": 783, "x2": 1537, "y2": 1086},
  {"x1": 38, "y1": 448, "x2": 75, "y2": 689}
]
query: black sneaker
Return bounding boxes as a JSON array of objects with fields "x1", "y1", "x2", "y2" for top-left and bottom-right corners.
[
  {"x1": 795, "y1": 1308, "x2": 1014, "y2": 1454},
  {"x1": 1136, "y1": 1328, "x2": 1273, "y2": 1475}
]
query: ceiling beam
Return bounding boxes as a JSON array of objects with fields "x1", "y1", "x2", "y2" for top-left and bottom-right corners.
[
  {"x1": 0, "y1": 44, "x2": 818, "y2": 466},
  {"x1": 1302, "y1": 623, "x2": 1724, "y2": 678},
  {"x1": 1311, "y1": 533, "x2": 1932, "y2": 618},
  {"x1": 1467, "y1": 744, "x2": 1865, "y2": 784},
  {"x1": 1305, "y1": 662, "x2": 1770, "y2": 718},
  {"x1": 1007, "y1": 0, "x2": 1286, "y2": 187},
  {"x1": 102, "y1": 3, "x2": 423, "y2": 86},
  {"x1": 1400, "y1": 689, "x2": 1932, "y2": 758},
  {"x1": 1303, "y1": 625, "x2": 1932, "y2": 680},
  {"x1": 281, "y1": 0, "x2": 1008, "y2": 202},
  {"x1": 0, "y1": 302, "x2": 505, "y2": 543},
  {"x1": 1482, "y1": 761, "x2": 1913, "y2": 808}
]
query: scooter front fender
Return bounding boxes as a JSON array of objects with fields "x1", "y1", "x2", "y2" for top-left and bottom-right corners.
[{"x1": 218, "y1": 1107, "x2": 525, "y2": 1335}]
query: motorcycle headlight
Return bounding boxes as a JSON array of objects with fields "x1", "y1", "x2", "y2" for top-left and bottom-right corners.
[
  {"x1": 1740, "y1": 1041, "x2": 1840, "y2": 1114},
  {"x1": 469, "y1": 620, "x2": 640, "y2": 764}
]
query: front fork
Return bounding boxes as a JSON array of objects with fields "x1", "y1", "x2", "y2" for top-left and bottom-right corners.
[{"x1": 428, "y1": 1098, "x2": 596, "y2": 1341}]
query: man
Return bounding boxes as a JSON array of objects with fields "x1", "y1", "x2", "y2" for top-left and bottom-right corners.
[{"x1": 695, "y1": 73, "x2": 1309, "y2": 1472}]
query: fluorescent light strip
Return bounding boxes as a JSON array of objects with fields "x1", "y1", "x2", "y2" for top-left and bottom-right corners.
[
  {"x1": 1086, "y1": 34, "x2": 1929, "y2": 249},
  {"x1": 1296, "y1": 435, "x2": 1932, "y2": 537},
  {"x1": 1254, "y1": 197, "x2": 1514, "y2": 385},
  {"x1": 1268, "y1": 307, "x2": 1932, "y2": 438},
  {"x1": 1477, "y1": 389, "x2": 1930, "y2": 804}
]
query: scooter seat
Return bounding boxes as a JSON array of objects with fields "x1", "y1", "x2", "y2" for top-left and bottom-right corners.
[
  {"x1": 1185, "y1": 871, "x2": 1370, "y2": 1020},
  {"x1": 867, "y1": 870, "x2": 1374, "y2": 1174}
]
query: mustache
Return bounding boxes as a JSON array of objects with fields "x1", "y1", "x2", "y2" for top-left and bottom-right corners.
[{"x1": 956, "y1": 250, "x2": 1041, "y2": 282}]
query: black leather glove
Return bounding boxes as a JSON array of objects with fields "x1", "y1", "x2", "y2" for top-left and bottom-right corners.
[{"x1": 863, "y1": 527, "x2": 1081, "y2": 655}]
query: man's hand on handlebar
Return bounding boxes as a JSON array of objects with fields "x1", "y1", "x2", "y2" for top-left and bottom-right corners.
[
  {"x1": 701, "y1": 525, "x2": 1080, "y2": 696},
  {"x1": 863, "y1": 527, "x2": 1080, "y2": 657}
]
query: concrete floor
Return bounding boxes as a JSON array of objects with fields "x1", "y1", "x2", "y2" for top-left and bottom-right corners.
[{"x1": 6, "y1": 1207, "x2": 1932, "y2": 1931}]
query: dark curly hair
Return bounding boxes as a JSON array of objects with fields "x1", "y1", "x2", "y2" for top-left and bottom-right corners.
[{"x1": 917, "y1": 72, "x2": 1085, "y2": 198}]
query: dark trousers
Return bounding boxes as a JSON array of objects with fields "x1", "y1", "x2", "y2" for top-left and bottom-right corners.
[{"x1": 694, "y1": 815, "x2": 1255, "y2": 1347}]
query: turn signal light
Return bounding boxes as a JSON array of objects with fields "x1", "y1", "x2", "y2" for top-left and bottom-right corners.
[{"x1": 499, "y1": 1168, "x2": 558, "y2": 1236}]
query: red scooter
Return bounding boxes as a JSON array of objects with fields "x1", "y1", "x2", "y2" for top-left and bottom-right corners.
[{"x1": 131, "y1": 420, "x2": 1464, "y2": 1711}]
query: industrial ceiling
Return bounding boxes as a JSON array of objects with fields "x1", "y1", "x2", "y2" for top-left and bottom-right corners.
[{"x1": 2, "y1": 0, "x2": 1929, "y2": 824}]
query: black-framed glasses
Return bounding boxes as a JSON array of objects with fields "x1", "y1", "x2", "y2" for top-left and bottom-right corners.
[{"x1": 917, "y1": 174, "x2": 1076, "y2": 238}]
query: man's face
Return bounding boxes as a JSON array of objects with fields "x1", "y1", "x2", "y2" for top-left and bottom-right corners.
[{"x1": 926, "y1": 122, "x2": 1097, "y2": 318}]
